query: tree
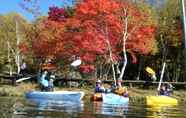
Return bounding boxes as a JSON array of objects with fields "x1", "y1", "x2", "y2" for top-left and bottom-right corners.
[
  {"x1": 0, "y1": 13, "x2": 29, "y2": 74},
  {"x1": 25, "y1": 0, "x2": 157, "y2": 83},
  {"x1": 158, "y1": 0, "x2": 182, "y2": 47},
  {"x1": 59, "y1": 0, "x2": 157, "y2": 82},
  {"x1": 156, "y1": 0, "x2": 184, "y2": 82},
  {"x1": 32, "y1": 19, "x2": 66, "y2": 59}
]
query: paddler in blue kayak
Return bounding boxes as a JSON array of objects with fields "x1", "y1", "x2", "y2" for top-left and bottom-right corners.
[
  {"x1": 38, "y1": 70, "x2": 54, "y2": 92},
  {"x1": 39, "y1": 70, "x2": 49, "y2": 91}
]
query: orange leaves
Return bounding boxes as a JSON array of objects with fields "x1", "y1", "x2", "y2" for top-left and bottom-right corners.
[
  {"x1": 61, "y1": 0, "x2": 156, "y2": 68},
  {"x1": 71, "y1": 30, "x2": 107, "y2": 56},
  {"x1": 65, "y1": 18, "x2": 81, "y2": 30},
  {"x1": 76, "y1": 0, "x2": 120, "y2": 18},
  {"x1": 19, "y1": 42, "x2": 29, "y2": 55},
  {"x1": 76, "y1": 2, "x2": 89, "y2": 15},
  {"x1": 126, "y1": 24, "x2": 156, "y2": 55},
  {"x1": 29, "y1": 0, "x2": 157, "y2": 73},
  {"x1": 32, "y1": 19, "x2": 66, "y2": 58}
]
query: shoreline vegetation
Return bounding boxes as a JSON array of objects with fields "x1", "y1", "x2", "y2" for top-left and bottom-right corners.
[{"x1": 0, "y1": 83, "x2": 186, "y2": 103}]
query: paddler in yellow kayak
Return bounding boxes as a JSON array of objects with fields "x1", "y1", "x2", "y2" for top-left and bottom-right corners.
[{"x1": 159, "y1": 83, "x2": 174, "y2": 96}]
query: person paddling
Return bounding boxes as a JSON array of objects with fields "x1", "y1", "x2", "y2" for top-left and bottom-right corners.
[
  {"x1": 159, "y1": 83, "x2": 173, "y2": 96},
  {"x1": 95, "y1": 80, "x2": 105, "y2": 93},
  {"x1": 48, "y1": 75, "x2": 55, "y2": 91},
  {"x1": 38, "y1": 70, "x2": 51, "y2": 91},
  {"x1": 114, "y1": 80, "x2": 129, "y2": 97}
]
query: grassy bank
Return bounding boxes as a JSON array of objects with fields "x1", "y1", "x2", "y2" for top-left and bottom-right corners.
[{"x1": 0, "y1": 83, "x2": 186, "y2": 103}]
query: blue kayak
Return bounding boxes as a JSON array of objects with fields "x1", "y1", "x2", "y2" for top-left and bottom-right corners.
[
  {"x1": 102, "y1": 93, "x2": 129, "y2": 105},
  {"x1": 25, "y1": 91, "x2": 85, "y2": 102}
]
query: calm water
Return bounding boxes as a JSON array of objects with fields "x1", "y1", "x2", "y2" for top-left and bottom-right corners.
[{"x1": 0, "y1": 97, "x2": 186, "y2": 118}]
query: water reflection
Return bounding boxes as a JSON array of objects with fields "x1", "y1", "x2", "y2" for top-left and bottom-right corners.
[
  {"x1": 27, "y1": 98, "x2": 84, "y2": 112},
  {"x1": 93, "y1": 101, "x2": 128, "y2": 117},
  {"x1": 0, "y1": 97, "x2": 185, "y2": 118},
  {"x1": 146, "y1": 105, "x2": 185, "y2": 118},
  {"x1": 12, "y1": 98, "x2": 84, "y2": 118}
]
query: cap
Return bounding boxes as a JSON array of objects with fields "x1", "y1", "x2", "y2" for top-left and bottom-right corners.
[{"x1": 97, "y1": 80, "x2": 102, "y2": 83}]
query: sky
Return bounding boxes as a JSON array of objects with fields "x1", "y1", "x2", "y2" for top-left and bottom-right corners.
[{"x1": 0, "y1": 0, "x2": 73, "y2": 21}]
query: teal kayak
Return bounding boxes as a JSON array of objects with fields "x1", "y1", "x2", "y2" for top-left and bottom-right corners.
[{"x1": 102, "y1": 93, "x2": 129, "y2": 105}]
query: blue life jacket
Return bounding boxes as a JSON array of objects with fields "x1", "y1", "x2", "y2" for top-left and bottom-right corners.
[
  {"x1": 39, "y1": 73, "x2": 49, "y2": 87},
  {"x1": 95, "y1": 85, "x2": 105, "y2": 93},
  {"x1": 160, "y1": 89, "x2": 170, "y2": 96}
]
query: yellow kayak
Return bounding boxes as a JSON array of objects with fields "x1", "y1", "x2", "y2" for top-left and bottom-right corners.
[{"x1": 146, "y1": 96, "x2": 178, "y2": 106}]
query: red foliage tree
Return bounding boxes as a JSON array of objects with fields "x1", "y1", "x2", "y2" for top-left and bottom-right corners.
[
  {"x1": 30, "y1": 0, "x2": 157, "y2": 74},
  {"x1": 62, "y1": 0, "x2": 157, "y2": 73},
  {"x1": 32, "y1": 19, "x2": 66, "y2": 59},
  {"x1": 48, "y1": 6, "x2": 66, "y2": 22}
]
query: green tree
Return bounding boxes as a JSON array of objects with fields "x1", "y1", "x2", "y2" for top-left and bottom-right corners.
[
  {"x1": 0, "y1": 12, "x2": 29, "y2": 74},
  {"x1": 156, "y1": 0, "x2": 184, "y2": 82}
]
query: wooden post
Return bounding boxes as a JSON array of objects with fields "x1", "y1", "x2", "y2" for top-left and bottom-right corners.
[{"x1": 12, "y1": 76, "x2": 17, "y2": 86}]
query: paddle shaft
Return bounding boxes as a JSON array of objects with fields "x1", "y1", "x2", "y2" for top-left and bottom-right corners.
[{"x1": 157, "y1": 62, "x2": 166, "y2": 91}]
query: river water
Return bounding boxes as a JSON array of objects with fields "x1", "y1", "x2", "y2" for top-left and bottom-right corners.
[{"x1": 0, "y1": 97, "x2": 186, "y2": 118}]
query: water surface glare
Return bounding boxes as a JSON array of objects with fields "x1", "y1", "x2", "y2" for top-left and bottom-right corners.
[{"x1": 0, "y1": 97, "x2": 186, "y2": 118}]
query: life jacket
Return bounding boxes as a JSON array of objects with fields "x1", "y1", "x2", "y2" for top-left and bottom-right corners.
[
  {"x1": 115, "y1": 87, "x2": 126, "y2": 95},
  {"x1": 159, "y1": 89, "x2": 170, "y2": 96},
  {"x1": 39, "y1": 73, "x2": 49, "y2": 87},
  {"x1": 95, "y1": 85, "x2": 105, "y2": 93}
]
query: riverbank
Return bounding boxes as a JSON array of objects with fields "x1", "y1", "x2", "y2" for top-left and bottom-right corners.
[{"x1": 0, "y1": 83, "x2": 186, "y2": 103}]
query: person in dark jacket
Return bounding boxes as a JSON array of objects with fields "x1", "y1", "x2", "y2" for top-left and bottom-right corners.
[
  {"x1": 159, "y1": 83, "x2": 173, "y2": 96},
  {"x1": 95, "y1": 80, "x2": 105, "y2": 93}
]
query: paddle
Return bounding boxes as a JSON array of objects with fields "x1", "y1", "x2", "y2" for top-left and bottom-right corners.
[
  {"x1": 16, "y1": 77, "x2": 32, "y2": 83},
  {"x1": 157, "y1": 62, "x2": 166, "y2": 91}
]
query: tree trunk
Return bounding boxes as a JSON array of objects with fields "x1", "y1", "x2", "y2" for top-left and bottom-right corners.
[
  {"x1": 105, "y1": 39, "x2": 117, "y2": 85},
  {"x1": 136, "y1": 55, "x2": 143, "y2": 80},
  {"x1": 7, "y1": 41, "x2": 12, "y2": 76},
  {"x1": 104, "y1": 26, "x2": 117, "y2": 86},
  {"x1": 15, "y1": 20, "x2": 21, "y2": 74},
  {"x1": 118, "y1": 9, "x2": 128, "y2": 81}
]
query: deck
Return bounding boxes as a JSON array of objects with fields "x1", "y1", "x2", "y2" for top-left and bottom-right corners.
[{"x1": 0, "y1": 73, "x2": 185, "y2": 89}]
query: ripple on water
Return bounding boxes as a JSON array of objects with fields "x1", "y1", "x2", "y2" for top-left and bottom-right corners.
[{"x1": 0, "y1": 97, "x2": 186, "y2": 118}]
